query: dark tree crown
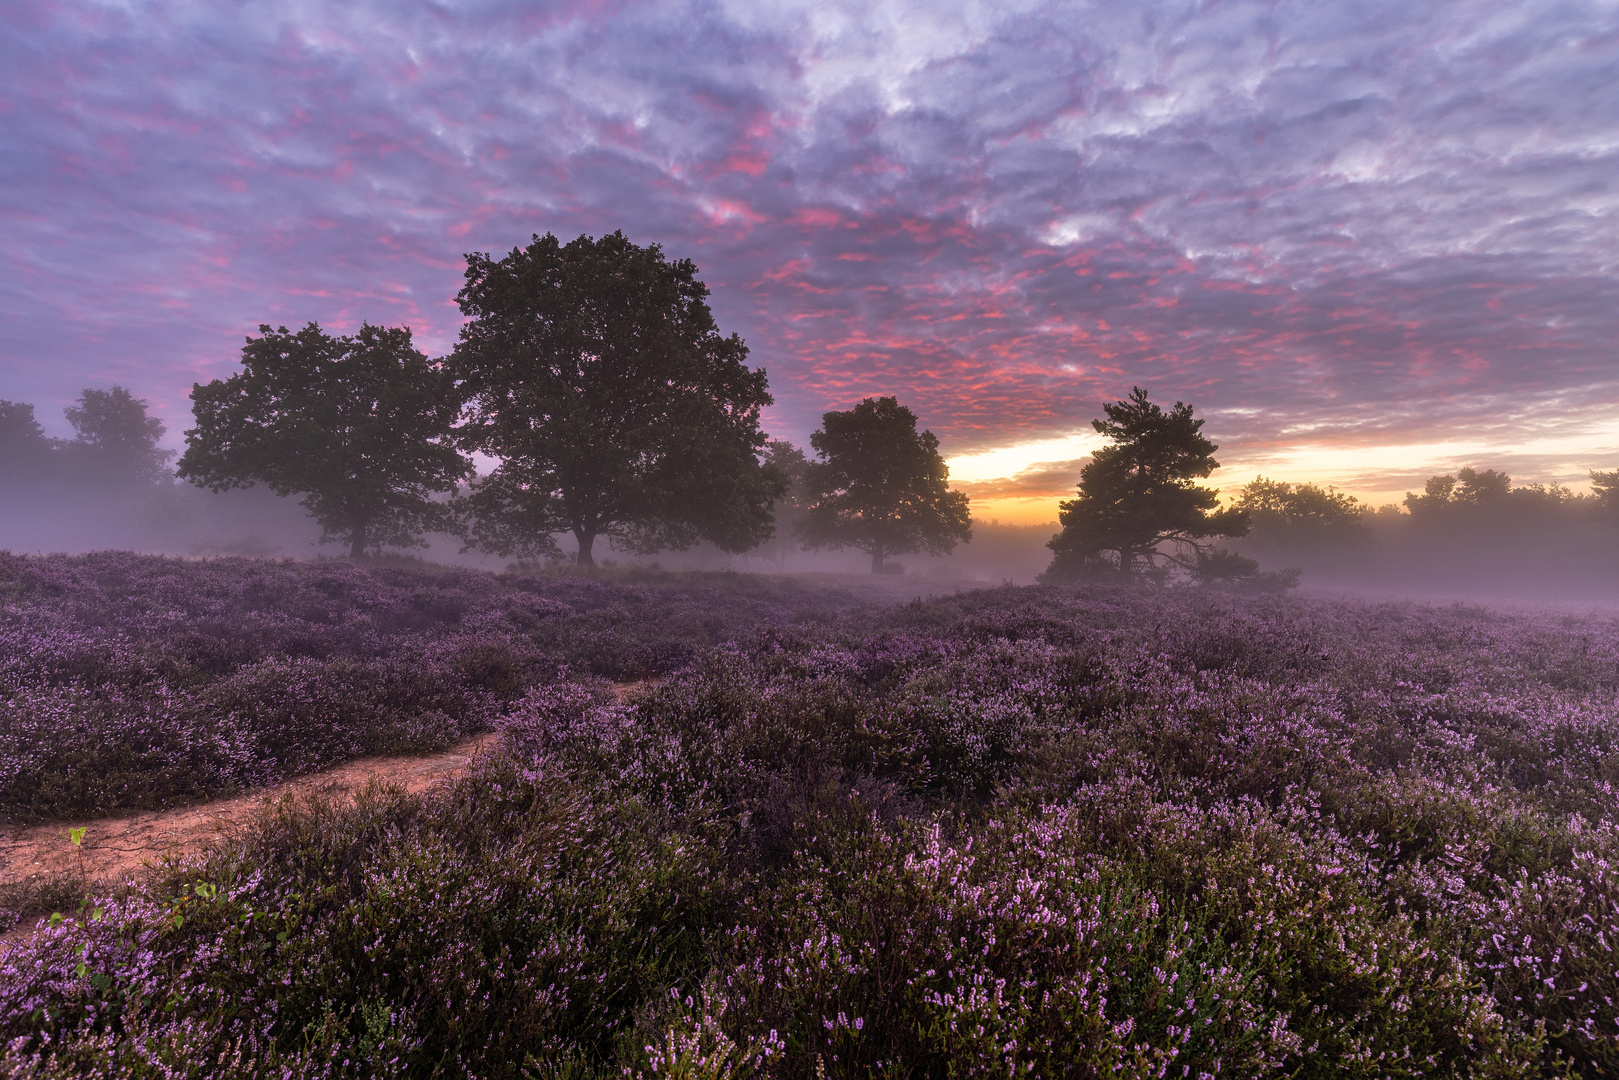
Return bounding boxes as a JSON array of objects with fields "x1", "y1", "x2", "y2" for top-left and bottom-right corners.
[
  {"x1": 800, "y1": 396, "x2": 972, "y2": 572},
  {"x1": 178, "y1": 322, "x2": 471, "y2": 556},
  {"x1": 1044, "y1": 387, "x2": 1246, "y2": 581},
  {"x1": 0, "y1": 400, "x2": 54, "y2": 487},
  {"x1": 450, "y1": 231, "x2": 781, "y2": 566},
  {"x1": 63, "y1": 386, "x2": 175, "y2": 485}
]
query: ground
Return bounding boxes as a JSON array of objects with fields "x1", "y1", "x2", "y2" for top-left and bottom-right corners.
[{"x1": 0, "y1": 734, "x2": 497, "y2": 952}]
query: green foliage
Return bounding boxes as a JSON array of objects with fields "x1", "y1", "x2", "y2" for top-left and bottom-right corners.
[
  {"x1": 799, "y1": 396, "x2": 972, "y2": 573},
  {"x1": 451, "y1": 231, "x2": 782, "y2": 567},
  {"x1": 1044, "y1": 387, "x2": 1248, "y2": 581},
  {"x1": 0, "y1": 866, "x2": 93, "y2": 936},
  {"x1": 178, "y1": 322, "x2": 471, "y2": 557}
]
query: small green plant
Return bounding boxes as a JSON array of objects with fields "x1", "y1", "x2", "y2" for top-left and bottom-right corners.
[
  {"x1": 38, "y1": 828, "x2": 94, "y2": 931},
  {"x1": 631, "y1": 988, "x2": 784, "y2": 1080},
  {"x1": 164, "y1": 879, "x2": 220, "y2": 930},
  {"x1": 68, "y1": 827, "x2": 86, "y2": 873}
]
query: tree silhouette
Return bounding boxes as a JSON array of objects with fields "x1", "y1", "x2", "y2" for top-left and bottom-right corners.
[
  {"x1": 1236, "y1": 477, "x2": 1369, "y2": 551},
  {"x1": 1043, "y1": 387, "x2": 1246, "y2": 581},
  {"x1": 0, "y1": 400, "x2": 54, "y2": 489},
  {"x1": 451, "y1": 231, "x2": 782, "y2": 566},
  {"x1": 1405, "y1": 466, "x2": 1515, "y2": 514},
  {"x1": 800, "y1": 396, "x2": 972, "y2": 573},
  {"x1": 754, "y1": 439, "x2": 812, "y2": 571},
  {"x1": 63, "y1": 386, "x2": 174, "y2": 486},
  {"x1": 179, "y1": 323, "x2": 470, "y2": 557},
  {"x1": 1592, "y1": 468, "x2": 1619, "y2": 515}
]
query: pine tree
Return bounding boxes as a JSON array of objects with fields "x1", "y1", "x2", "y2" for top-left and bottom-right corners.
[{"x1": 1043, "y1": 387, "x2": 1246, "y2": 581}]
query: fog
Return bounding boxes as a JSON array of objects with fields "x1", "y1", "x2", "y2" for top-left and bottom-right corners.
[
  {"x1": 0, "y1": 473, "x2": 1053, "y2": 582},
  {"x1": 1227, "y1": 517, "x2": 1619, "y2": 606},
  {"x1": 636, "y1": 499, "x2": 1619, "y2": 605},
  {"x1": 593, "y1": 519, "x2": 1057, "y2": 584},
  {"x1": 8, "y1": 467, "x2": 1619, "y2": 607},
  {"x1": 1, "y1": 482, "x2": 327, "y2": 560}
]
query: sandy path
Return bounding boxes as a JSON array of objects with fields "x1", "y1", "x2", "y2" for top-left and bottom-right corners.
[
  {"x1": 1, "y1": 681, "x2": 658, "y2": 953},
  {"x1": 0, "y1": 733, "x2": 500, "y2": 950}
]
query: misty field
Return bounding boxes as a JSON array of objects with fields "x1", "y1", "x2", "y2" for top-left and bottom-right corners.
[{"x1": 3, "y1": 554, "x2": 1619, "y2": 1077}]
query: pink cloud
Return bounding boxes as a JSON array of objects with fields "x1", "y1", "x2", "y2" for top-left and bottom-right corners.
[{"x1": 0, "y1": 0, "x2": 1614, "y2": 497}]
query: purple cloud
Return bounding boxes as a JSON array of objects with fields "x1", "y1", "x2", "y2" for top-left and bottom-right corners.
[{"x1": 3, "y1": 0, "x2": 1617, "y2": 499}]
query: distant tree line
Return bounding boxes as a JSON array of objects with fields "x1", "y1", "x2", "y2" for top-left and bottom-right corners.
[
  {"x1": 1232, "y1": 464, "x2": 1619, "y2": 570},
  {"x1": 1036, "y1": 385, "x2": 1619, "y2": 592},
  {"x1": 0, "y1": 387, "x2": 175, "y2": 494},
  {"x1": 14, "y1": 230, "x2": 1616, "y2": 587}
]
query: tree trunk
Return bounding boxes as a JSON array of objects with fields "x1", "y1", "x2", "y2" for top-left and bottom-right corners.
[
  {"x1": 575, "y1": 529, "x2": 596, "y2": 567},
  {"x1": 349, "y1": 516, "x2": 367, "y2": 558},
  {"x1": 1116, "y1": 546, "x2": 1132, "y2": 577},
  {"x1": 870, "y1": 546, "x2": 885, "y2": 574}
]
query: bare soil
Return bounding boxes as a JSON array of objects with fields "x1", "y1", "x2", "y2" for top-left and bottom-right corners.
[
  {"x1": 0, "y1": 733, "x2": 500, "y2": 951},
  {"x1": 0, "y1": 681, "x2": 659, "y2": 954}
]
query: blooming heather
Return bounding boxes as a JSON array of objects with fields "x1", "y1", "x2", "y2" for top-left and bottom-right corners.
[
  {"x1": 4, "y1": 557, "x2": 1619, "y2": 1075},
  {"x1": 0, "y1": 552, "x2": 874, "y2": 821}
]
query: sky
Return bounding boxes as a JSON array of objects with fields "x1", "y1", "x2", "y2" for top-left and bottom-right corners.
[{"x1": 3, "y1": 0, "x2": 1618, "y2": 524}]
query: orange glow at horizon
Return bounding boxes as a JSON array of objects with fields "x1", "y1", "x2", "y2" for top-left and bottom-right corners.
[{"x1": 947, "y1": 420, "x2": 1619, "y2": 528}]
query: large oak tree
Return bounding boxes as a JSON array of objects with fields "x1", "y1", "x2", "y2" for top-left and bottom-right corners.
[
  {"x1": 1043, "y1": 387, "x2": 1247, "y2": 581},
  {"x1": 800, "y1": 396, "x2": 972, "y2": 573},
  {"x1": 450, "y1": 231, "x2": 782, "y2": 566},
  {"x1": 178, "y1": 323, "x2": 471, "y2": 557}
]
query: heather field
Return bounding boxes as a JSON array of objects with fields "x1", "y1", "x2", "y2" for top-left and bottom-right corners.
[{"x1": 4, "y1": 555, "x2": 1619, "y2": 1077}]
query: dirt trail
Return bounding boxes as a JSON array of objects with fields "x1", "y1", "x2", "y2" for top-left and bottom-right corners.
[
  {"x1": 0, "y1": 733, "x2": 500, "y2": 950},
  {"x1": 1, "y1": 681, "x2": 657, "y2": 951}
]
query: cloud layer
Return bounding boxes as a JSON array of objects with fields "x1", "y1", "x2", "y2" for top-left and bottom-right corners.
[{"x1": 4, "y1": 0, "x2": 1618, "y2": 505}]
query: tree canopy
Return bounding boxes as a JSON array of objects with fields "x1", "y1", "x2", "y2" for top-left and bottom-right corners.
[
  {"x1": 450, "y1": 231, "x2": 782, "y2": 566},
  {"x1": 1043, "y1": 387, "x2": 1246, "y2": 581},
  {"x1": 63, "y1": 386, "x2": 175, "y2": 486},
  {"x1": 0, "y1": 400, "x2": 53, "y2": 490},
  {"x1": 178, "y1": 322, "x2": 470, "y2": 557},
  {"x1": 1404, "y1": 466, "x2": 1521, "y2": 513},
  {"x1": 1592, "y1": 468, "x2": 1619, "y2": 513},
  {"x1": 1236, "y1": 476, "x2": 1369, "y2": 550},
  {"x1": 800, "y1": 396, "x2": 972, "y2": 573}
]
